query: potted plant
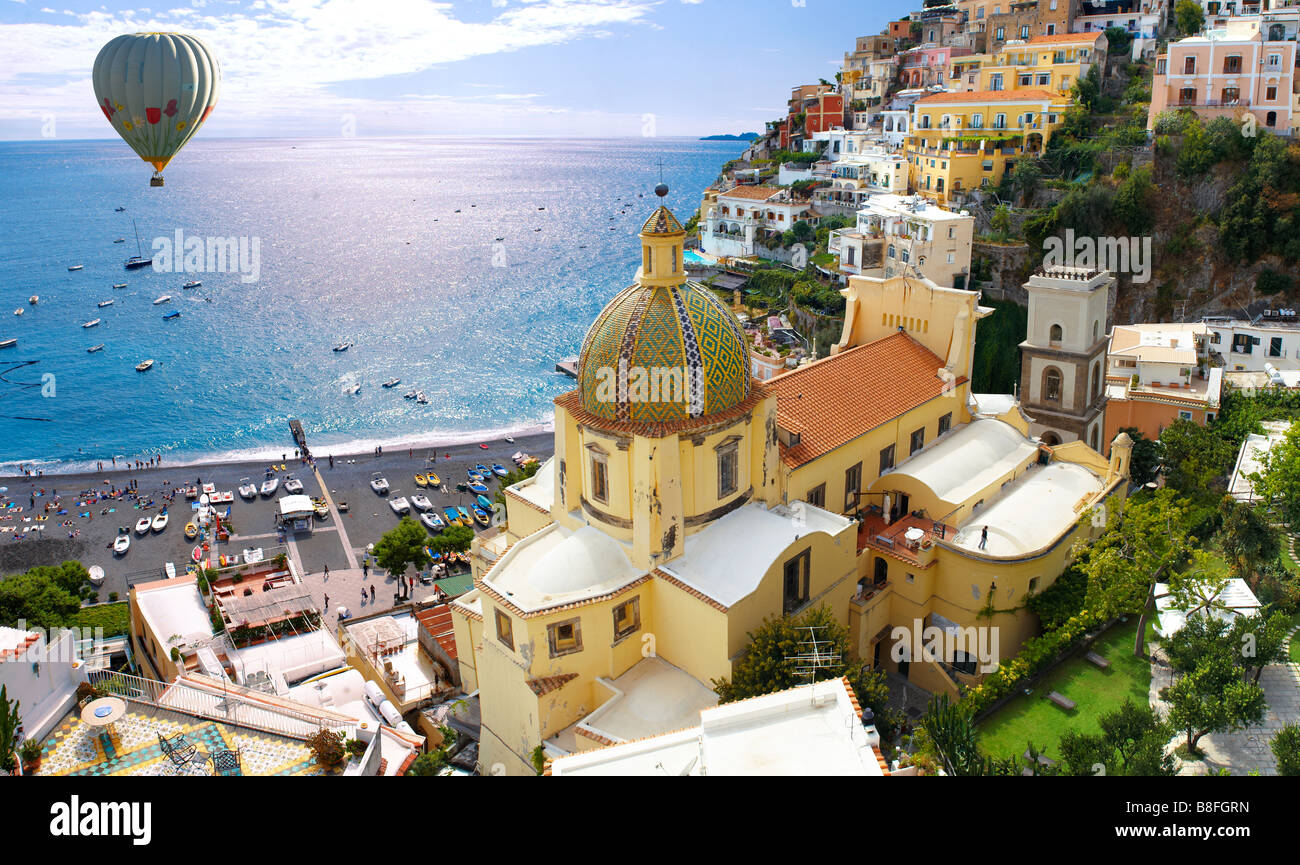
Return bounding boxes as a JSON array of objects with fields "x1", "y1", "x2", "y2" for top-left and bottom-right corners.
[
  {"x1": 20, "y1": 739, "x2": 43, "y2": 774},
  {"x1": 306, "y1": 729, "x2": 346, "y2": 769},
  {"x1": 345, "y1": 738, "x2": 367, "y2": 762},
  {"x1": 75, "y1": 681, "x2": 106, "y2": 709}
]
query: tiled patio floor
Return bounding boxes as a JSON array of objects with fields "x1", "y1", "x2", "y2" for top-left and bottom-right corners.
[{"x1": 38, "y1": 704, "x2": 344, "y2": 776}]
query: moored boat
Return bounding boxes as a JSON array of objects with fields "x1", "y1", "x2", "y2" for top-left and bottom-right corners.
[
  {"x1": 82, "y1": 319, "x2": 101, "y2": 328},
  {"x1": 28, "y1": 296, "x2": 38, "y2": 305},
  {"x1": 68, "y1": 265, "x2": 84, "y2": 271},
  {"x1": 414, "y1": 473, "x2": 428, "y2": 487},
  {"x1": 98, "y1": 300, "x2": 114, "y2": 308},
  {"x1": 151, "y1": 511, "x2": 169, "y2": 533},
  {"x1": 382, "y1": 378, "x2": 400, "y2": 388},
  {"x1": 182, "y1": 280, "x2": 201, "y2": 289},
  {"x1": 0, "y1": 339, "x2": 17, "y2": 349},
  {"x1": 153, "y1": 295, "x2": 172, "y2": 305},
  {"x1": 184, "y1": 522, "x2": 198, "y2": 540},
  {"x1": 135, "y1": 359, "x2": 155, "y2": 371},
  {"x1": 442, "y1": 506, "x2": 462, "y2": 527},
  {"x1": 163, "y1": 310, "x2": 181, "y2": 320},
  {"x1": 112, "y1": 283, "x2": 126, "y2": 289},
  {"x1": 87, "y1": 344, "x2": 104, "y2": 353}
]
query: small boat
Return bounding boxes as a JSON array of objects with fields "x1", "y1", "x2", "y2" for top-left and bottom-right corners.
[
  {"x1": 492, "y1": 463, "x2": 508, "y2": 477},
  {"x1": 410, "y1": 494, "x2": 433, "y2": 512},
  {"x1": 191, "y1": 545, "x2": 203, "y2": 563},
  {"x1": 153, "y1": 295, "x2": 172, "y2": 305},
  {"x1": 113, "y1": 238, "x2": 125, "y2": 243},
  {"x1": 184, "y1": 522, "x2": 198, "y2": 540},
  {"x1": 442, "y1": 506, "x2": 462, "y2": 527},
  {"x1": 135, "y1": 359, "x2": 154, "y2": 371},
  {"x1": 504, "y1": 436, "x2": 515, "y2": 444},
  {"x1": 151, "y1": 511, "x2": 168, "y2": 533},
  {"x1": 82, "y1": 319, "x2": 101, "y2": 328},
  {"x1": 98, "y1": 300, "x2": 114, "y2": 308},
  {"x1": 163, "y1": 311, "x2": 181, "y2": 320},
  {"x1": 28, "y1": 296, "x2": 38, "y2": 305},
  {"x1": 370, "y1": 472, "x2": 389, "y2": 495},
  {"x1": 115, "y1": 206, "x2": 126, "y2": 212},
  {"x1": 88, "y1": 566, "x2": 106, "y2": 586},
  {"x1": 13, "y1": 309, "x2": 22, "y2": 317},
  {"x1": 382, "y1": 378, "x2": 401, "y2": 388},
  {"x1": 87, "y1": 344, "x2": 104, "y2": 353},
  {"x1": 468, "y1": 482, "x2": 489, "y2": 496},
  {"x1": 471, "y1": 507, "x2": 491, "y2": 528},
  {"x1": 414, "y1": 473, "x2": 428, "y2": 487},
  {"x1": 467, "y1": 471, "x2": 484, "y2": 483},
  {"x1": 337, "y1": 500, "x2": 349, "y2": 513},
  {"x1": 238, "y1": 477, "x2": 257, "y2": 499},
  {"x1": 427, "y1": 472, "x2": 441, "y2": 487},
  {"x1": 344, "y1": 383, "x2": 360, "y2": 395},
  {"x1": 389, "y1": 496, "x2": 410, "y2": 515},
  {"x1": 260, "y1": 477, "x2": 278, "y2": 497},
  {"x1": 112, "y1": 283, "x2": 126, "y2": 289},
  {"x1": 419, "y1": 511, "x2": 444, "y2": 532},
  {"x1": 113, "y1": 531, "x2": 130, "y2": 555},
  {"x1": 403, "y1": 390, "x2": 418, "y2": 400},
  {"x1": 332, "y1": 341, "x2": 353, "y2": 352},
  {"x1": 475, "y1": 463, "x2": 492, "y2": 477},
  {"x1": 476, "y1": 494, "x2": 494, "y2": 511},
  {"x1": 479, "y1": 443, "x2": 490, "y2": 449},
  {"x1": 416, "y1": 392, "x2": 429, "y2": 405},
  {"x1": 283, "y1": 476, "x2": 304, "y2": 494},
  {"x1": 182, "y1": 280, "x2": 201, "y2": 289},
  {"x1": 0, "y1": 339, "x2": 16, "y2": 349},
  {"x1": 456, "y1": 506, "x2": 472, "y2": 526},
  {"x1": 124, "y1": 220, "x2": 152, "y2": 269},
  {"x1": 134, "y1": 517, "x2": 152, "y2": 535},
  {"x1": 68, "y1": 265, "x2": 84, "y2": 271},
  {"x1": 313, "y1": 499, "x2": 330, "y2": 519}
]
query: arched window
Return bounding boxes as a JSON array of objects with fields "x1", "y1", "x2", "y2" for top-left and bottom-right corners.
[
  {"x1": 1088, "y1": 426, "x2": 1099, "y2": 451},
  {"x1": 1049, "y1": 323, "x2": 1063, "y2": 343},
  {"x1": 1092, "y1": 320, "x2": 1099, "y2": 343},
  {"x1": 1090, "y1": 362, "x2": 1100, "y2": 404},
  {"x1": 1044, "y1": 367, "x2": 1062, "y2": 402},
  {"x1": 1042, "y1": 431, "x2": 1061, "y2": 446},
  {"x1": 1267, "y1": 111, "x2": 1278, "y2": 128}
]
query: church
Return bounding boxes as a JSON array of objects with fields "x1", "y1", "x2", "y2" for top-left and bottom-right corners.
[{"x1": 449, "y1": 191, "x2": 1130, "y2": 775}]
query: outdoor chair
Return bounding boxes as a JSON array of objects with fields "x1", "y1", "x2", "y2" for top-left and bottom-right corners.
[
  {"x1": 211, "y1": 748, "x2": 243, "y2": 777},
  {"x1": 158, "y1": 731, "x2": 198, "y2": 766}
]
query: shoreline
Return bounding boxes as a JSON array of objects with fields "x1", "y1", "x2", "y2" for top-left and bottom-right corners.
[{"x1": 0, "y1": 419, "x2": 556, "y2": 480}]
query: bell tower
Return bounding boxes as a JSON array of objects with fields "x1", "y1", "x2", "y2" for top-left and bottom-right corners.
[{"x1": 1019, "y1": 266, "x2": 1113, "y2": 451}]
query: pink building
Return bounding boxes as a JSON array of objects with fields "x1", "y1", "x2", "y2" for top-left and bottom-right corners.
[
  {"x1": 1149, "y1": 20, "x2": 1300, "y2": 135},
  {"x1": 897, "y1": 45, "x2": 975, "y2": 88}
]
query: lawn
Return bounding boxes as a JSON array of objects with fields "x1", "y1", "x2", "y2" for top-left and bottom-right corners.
[
  {"x1": 66, "y1": 601, "x2": 130, "y2": 637},
  {"x1": 976, "y1": 618, "x2": 1154, "y2": 760}
]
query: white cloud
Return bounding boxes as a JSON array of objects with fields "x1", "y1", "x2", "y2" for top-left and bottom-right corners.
[{"x1": 0, "y1": 0, "x2": 661, "y2": 136}]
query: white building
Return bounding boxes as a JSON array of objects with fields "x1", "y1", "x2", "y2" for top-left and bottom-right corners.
[
  {"x1": 828, "y1": 193, "x2": 975, "y2": 288},
  {"x1": 880, "y1": 110, "x2": 912, "y2": 148},
  {"x1": 814, "y1": 149, "x2": 911, "y2": 212},
  {"x1": 702, "y1": 185, "x2": 819, "y2": 259},
  {"x1": 1073, "y1": 0, "x2": 1168, "y2": 60},
  {"x1": 547, "y1": 677, "x2": 889, "y2": 776},
  {"x1": 1204, "y1": 310, "x2": 1300, "y2": 370},
  {"x1": 0, "y1": 626, "x2": 85, "y2": 746}
]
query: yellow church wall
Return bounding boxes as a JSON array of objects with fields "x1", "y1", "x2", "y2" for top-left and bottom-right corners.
[
  {"x1": 647, "y1": 576, "x2": 732, "y2": 686},
  {"x1": 575, "y1": 424, "x2": 634, "y2": 543},
  {"x1": 475, "y1": 629, "x2": 545, "y2": 777},
  {"x1": 450, "y1": 599, "x2": 483, "y2": 694}
]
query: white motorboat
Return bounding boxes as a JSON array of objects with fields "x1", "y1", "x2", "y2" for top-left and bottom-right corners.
[
  {"x1": 415, "y1": 391, "x2": 429, "y2": 405},
  {"x1": 82, "y1": 318, "x2": 101, "y2": 328},
  {"x1": 151, "y1": 511, "x2": 169, "y2": 533},
  {"x1": 112, "y1": 283, "x2": 126, "y2": 289},
  {"x1": 68, "y1": 264, "x2": 84, "y2": 271},
  {"x1": 370, "y1": 472, "x2": 389, "y2": 495},
  {"x1": 88, "y1": 565, "x2": 106, "y2": 585},
  {"x1": 13, "y1": 309, "x2": 23, "y2": 317},
  {"x1": 238, "y1": 477, "x2": 257, "y2": 499},
  {"x1": 260, "y1": 477, "x2": 279, "y2": 497},
  {"x1": 182, "y1": 280, "x2": 201, "y2": 289},
  {"x1": 332, "y1": 341, "x2": 353, "y2": 352},
  {"x1": 283, "y1": 476, "x2": 304, "y2": 494},
  {"x1": 136, "y1": 359, "x2": 154, "y2": 372},
  {"x1": 113, "y1": 532, "x2": 130, "y2": 555},
  {"x1": 134, "y1": 517, "x2": 152, "y2": 535},
  {"x1": 98, "y1": 300, "x2": 114, "y2": 308},
  {"x1": 419, "y1": 512, "x2": 443, "y2": 531},
  {"x1": 382, "y1": 378, "x2": 401, "y2": 388},
  {"x1": 28, "y1": 296, "x2": 38, "y2": 305},
  {"x1": 153, "y1": 295, "x2": 172, "y2": 305},
  {"x1": 403, "y1": 390, "x2": 417, "y2": 400},
  {"x1": 410, "y1": 494, "x2": 433, "y2": 512},
  {"x1": 0, "y1": 339, "x2": 16, "y2": 349},
  {"x1": 344, "y1": 383, "x2": 361, "y2": 395},
  {"x1": 389, "y1": 496, "x2": 410, "y2": 515},
  {"x1": 87, "y1": 344, "x2": 104, "y2": 353}
]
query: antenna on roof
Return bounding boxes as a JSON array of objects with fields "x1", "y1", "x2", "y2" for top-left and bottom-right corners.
[{"x1": 788, "y1": 625, "x2": 841, "y2": 703}]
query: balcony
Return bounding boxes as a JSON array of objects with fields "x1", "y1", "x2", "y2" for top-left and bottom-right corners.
[{"x1": 856, "y1": 509, "x2": 951, "y2": 566}]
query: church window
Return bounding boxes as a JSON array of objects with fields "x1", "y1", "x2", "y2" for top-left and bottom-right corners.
[
  {"x1": 1045, "y1": 368, "x2": 1062, "y2": 402},
  {"x1": 717, "y1": 441, "x2": 739, "y2": 498},
  {"x1": 613, "y1": 598, "x2": 641, "y2": 640},
  {"x1": 590, "y1": 452, "x2": 609, "y2": 504},
  {"x1": 495, "y1": 609, "x2": 514, "y2": 651},
  {"x1": 783, "y1": 549, "x2": 811, "y2": 614},
  {"x1": 548, "y1": 618, "x2": 583, "y2": 658}
]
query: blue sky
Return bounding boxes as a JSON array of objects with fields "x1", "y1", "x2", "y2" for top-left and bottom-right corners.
[{"x1": 0, "y1": 0, "x2": 913, "y2": 140}]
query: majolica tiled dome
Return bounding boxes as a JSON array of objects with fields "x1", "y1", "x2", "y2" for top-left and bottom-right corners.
[{"x1": 578, "y1": 280, "x2": 752, "y2": 424}]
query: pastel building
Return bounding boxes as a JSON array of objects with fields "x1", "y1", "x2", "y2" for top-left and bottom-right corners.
[
  {"x1": 908, "y1": 89, "x2": 1071, "y2": 203},
  {"x1": 898, "y1": 44, "x2": 975, "y2": 89},
  {"x1": 1150, "y1": 18, "x2": 1300, "y2": 136},
  {"x1": 1073, "y1": 0, "x2": 1168, "y2": 60},
  {"x1": 972, "y1": 32, "x2": 1108, "y2": 93},
  {"x1": 453, "y1": 198, "x2": 1129, "y2": 774},
  {"x1": 1103, "y1": 322, "x2": 1224, "y2": 447},
  {"x1": 701, "y1": 185, "x2": 819, "y2": 259},
  {"x1": 828, "y1": 193, "x2": 974, "y2": 288}
]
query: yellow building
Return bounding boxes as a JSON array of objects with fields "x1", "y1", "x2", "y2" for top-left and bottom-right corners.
[
  {"x1": 907, "y1": 88, "x2": 1071, "y2": 203},
  {"x1": 954, "y1": 31, "x2": 1107, "y2": 93},
  {"x1": 453, "y1": 194, "x2": 1128, "y2": 776}
]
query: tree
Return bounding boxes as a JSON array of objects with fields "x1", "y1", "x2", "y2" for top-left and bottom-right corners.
[
  {"x1": 917, "y1": 693, "x2": 984, "y2": 776},
  {"x1": 1216, "y1": 497, "x2": 1279, "y2": 585},
  {"x1": 372, "y1": 517, "x2": 432, "y2": 579},
  {"x1": 1175, "y1": 0, "x2": 1205, "y2": 35},
  {"x1": 1158, "y1": 418, "x2": 1234, "y2": 496},
  {"x1": 1166, "y1": 652, "x2": 1266, "y2": 754},
  {"x1": 1118, "y1": 427, "x2": 1159, "y2": 485},
  {"x1": 1228, "y1": 611, "x2": 1291, "y2": 684},
  {"x1": 712, "y1": 604, "x2": 901, "y2": 739},
  {"x1": 0, "y1": 685, "x2": 19, "y2": 773},
  {"x1": 1058, "y1": 700, "x2": 1176, "y2": 776},
  {"x1": 1009, "y1": 161, "x2": 1041, "y2": 207},
  {"x1": 1080, "y1": 491, "x2": 1199, "y2": 658},
  {"x1": 1250, "y1": 422, "x2": 1300, "y2": 529},
  {"x1": 1272, "y1": 723, "x2": 1300, "y2": 776},
  {"x1": 429, "y1": 524, "x2": 475, "y2": 556},
  {"x1": 0, "y1": 561, "x2": 89, "y2": 629}
]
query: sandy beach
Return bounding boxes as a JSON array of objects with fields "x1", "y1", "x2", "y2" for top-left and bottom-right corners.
[{"x1": 0, "y1": 430, "x2": 554, "y2": 609}]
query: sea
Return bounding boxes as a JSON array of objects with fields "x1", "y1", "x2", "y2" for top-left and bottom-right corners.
[{"x1": 0, "y1": 136, "x2": 745, "y2": 473}]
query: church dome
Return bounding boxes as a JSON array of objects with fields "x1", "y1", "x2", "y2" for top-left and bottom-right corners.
[
  {"x1": 577, "y1": 200, "x2": 751, "y2": 424},
  {"x1": 578, "y1": 281, "x2": 752, "y2": 423}
]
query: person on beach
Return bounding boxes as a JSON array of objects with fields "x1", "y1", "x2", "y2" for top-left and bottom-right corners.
[
  {"x1": 361, "y1": 588, "x2": 367, "y2": 605},
  {"x1": 329, "y1": 455, "x2": 334, "y2": 469},
  {"x1": 362, "y1": 560, "x2": 369, "y2": 577},
  {"x1": 323, "y1": 593, "x2": 329, "y2": 609},
  {"x1": 369, "y1": 585, "x2": 375, "y2": 602},
  {"x1": 323, "y1": 565, "x2": 329, "y2": 581}
]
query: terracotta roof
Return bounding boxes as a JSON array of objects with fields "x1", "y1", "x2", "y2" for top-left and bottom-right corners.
[
  {"x1": 415, "y1": 603, "x2": 458, "y2": 661},
  {"x1": 916, "y1": 88, "x2": 1062, "y2": 104},
  {"x1": 719, "y1": 185, "x2": 782, "y2": 201},
  {"x1": 526, "y1": 672, "x2": 580, "y2": 697},
  {"x1": 766, "y1": 332, "x2": 965, "y2": 468},
  {"x1": 1027, "y1": 32, "x2": 1106, "y2": 45}
]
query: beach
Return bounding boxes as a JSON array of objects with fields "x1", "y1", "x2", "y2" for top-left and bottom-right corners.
[{"x1": 0, "y1": 430, "x2": 554, "y2": 612}]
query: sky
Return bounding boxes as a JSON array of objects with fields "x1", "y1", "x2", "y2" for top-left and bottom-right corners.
[{"x1": 0, "y1": 0, "x2": 914, "y2": 140}]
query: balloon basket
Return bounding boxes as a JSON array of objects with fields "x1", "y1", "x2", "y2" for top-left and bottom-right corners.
[{"x1": 150, "y1": 172, "x2": 165, "y2": 187}]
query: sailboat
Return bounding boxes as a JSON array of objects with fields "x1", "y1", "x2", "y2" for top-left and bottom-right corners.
[{"x1": 124, "y1": 219, "x2": 152, "y2": 270}]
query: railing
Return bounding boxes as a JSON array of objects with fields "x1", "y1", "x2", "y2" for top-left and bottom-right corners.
[{"x1": 87, "y1": 669, "x2": 357, "y2": 740}]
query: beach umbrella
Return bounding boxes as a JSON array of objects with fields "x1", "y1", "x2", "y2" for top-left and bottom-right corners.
[{"x1": 92, "y1": 33, "x2": 221, "y2": 187}]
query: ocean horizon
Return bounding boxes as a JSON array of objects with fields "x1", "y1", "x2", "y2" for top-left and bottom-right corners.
[{"x1": 0, "y1": 135, "x2": 744, "y2": 475}]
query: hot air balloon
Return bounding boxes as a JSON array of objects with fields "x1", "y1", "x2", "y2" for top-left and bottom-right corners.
[{"x1": 92, "y1": 33, "x2": 220, "y2": 187}]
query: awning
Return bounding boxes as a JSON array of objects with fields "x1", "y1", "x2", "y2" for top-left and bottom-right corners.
[{"x1": 278, "y1": 494, "x2": 314, "y2": 518}]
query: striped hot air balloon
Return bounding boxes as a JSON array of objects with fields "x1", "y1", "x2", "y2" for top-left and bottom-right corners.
[{"x1": 92, "y1": 33, "x2": 221, "y2": 187}]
